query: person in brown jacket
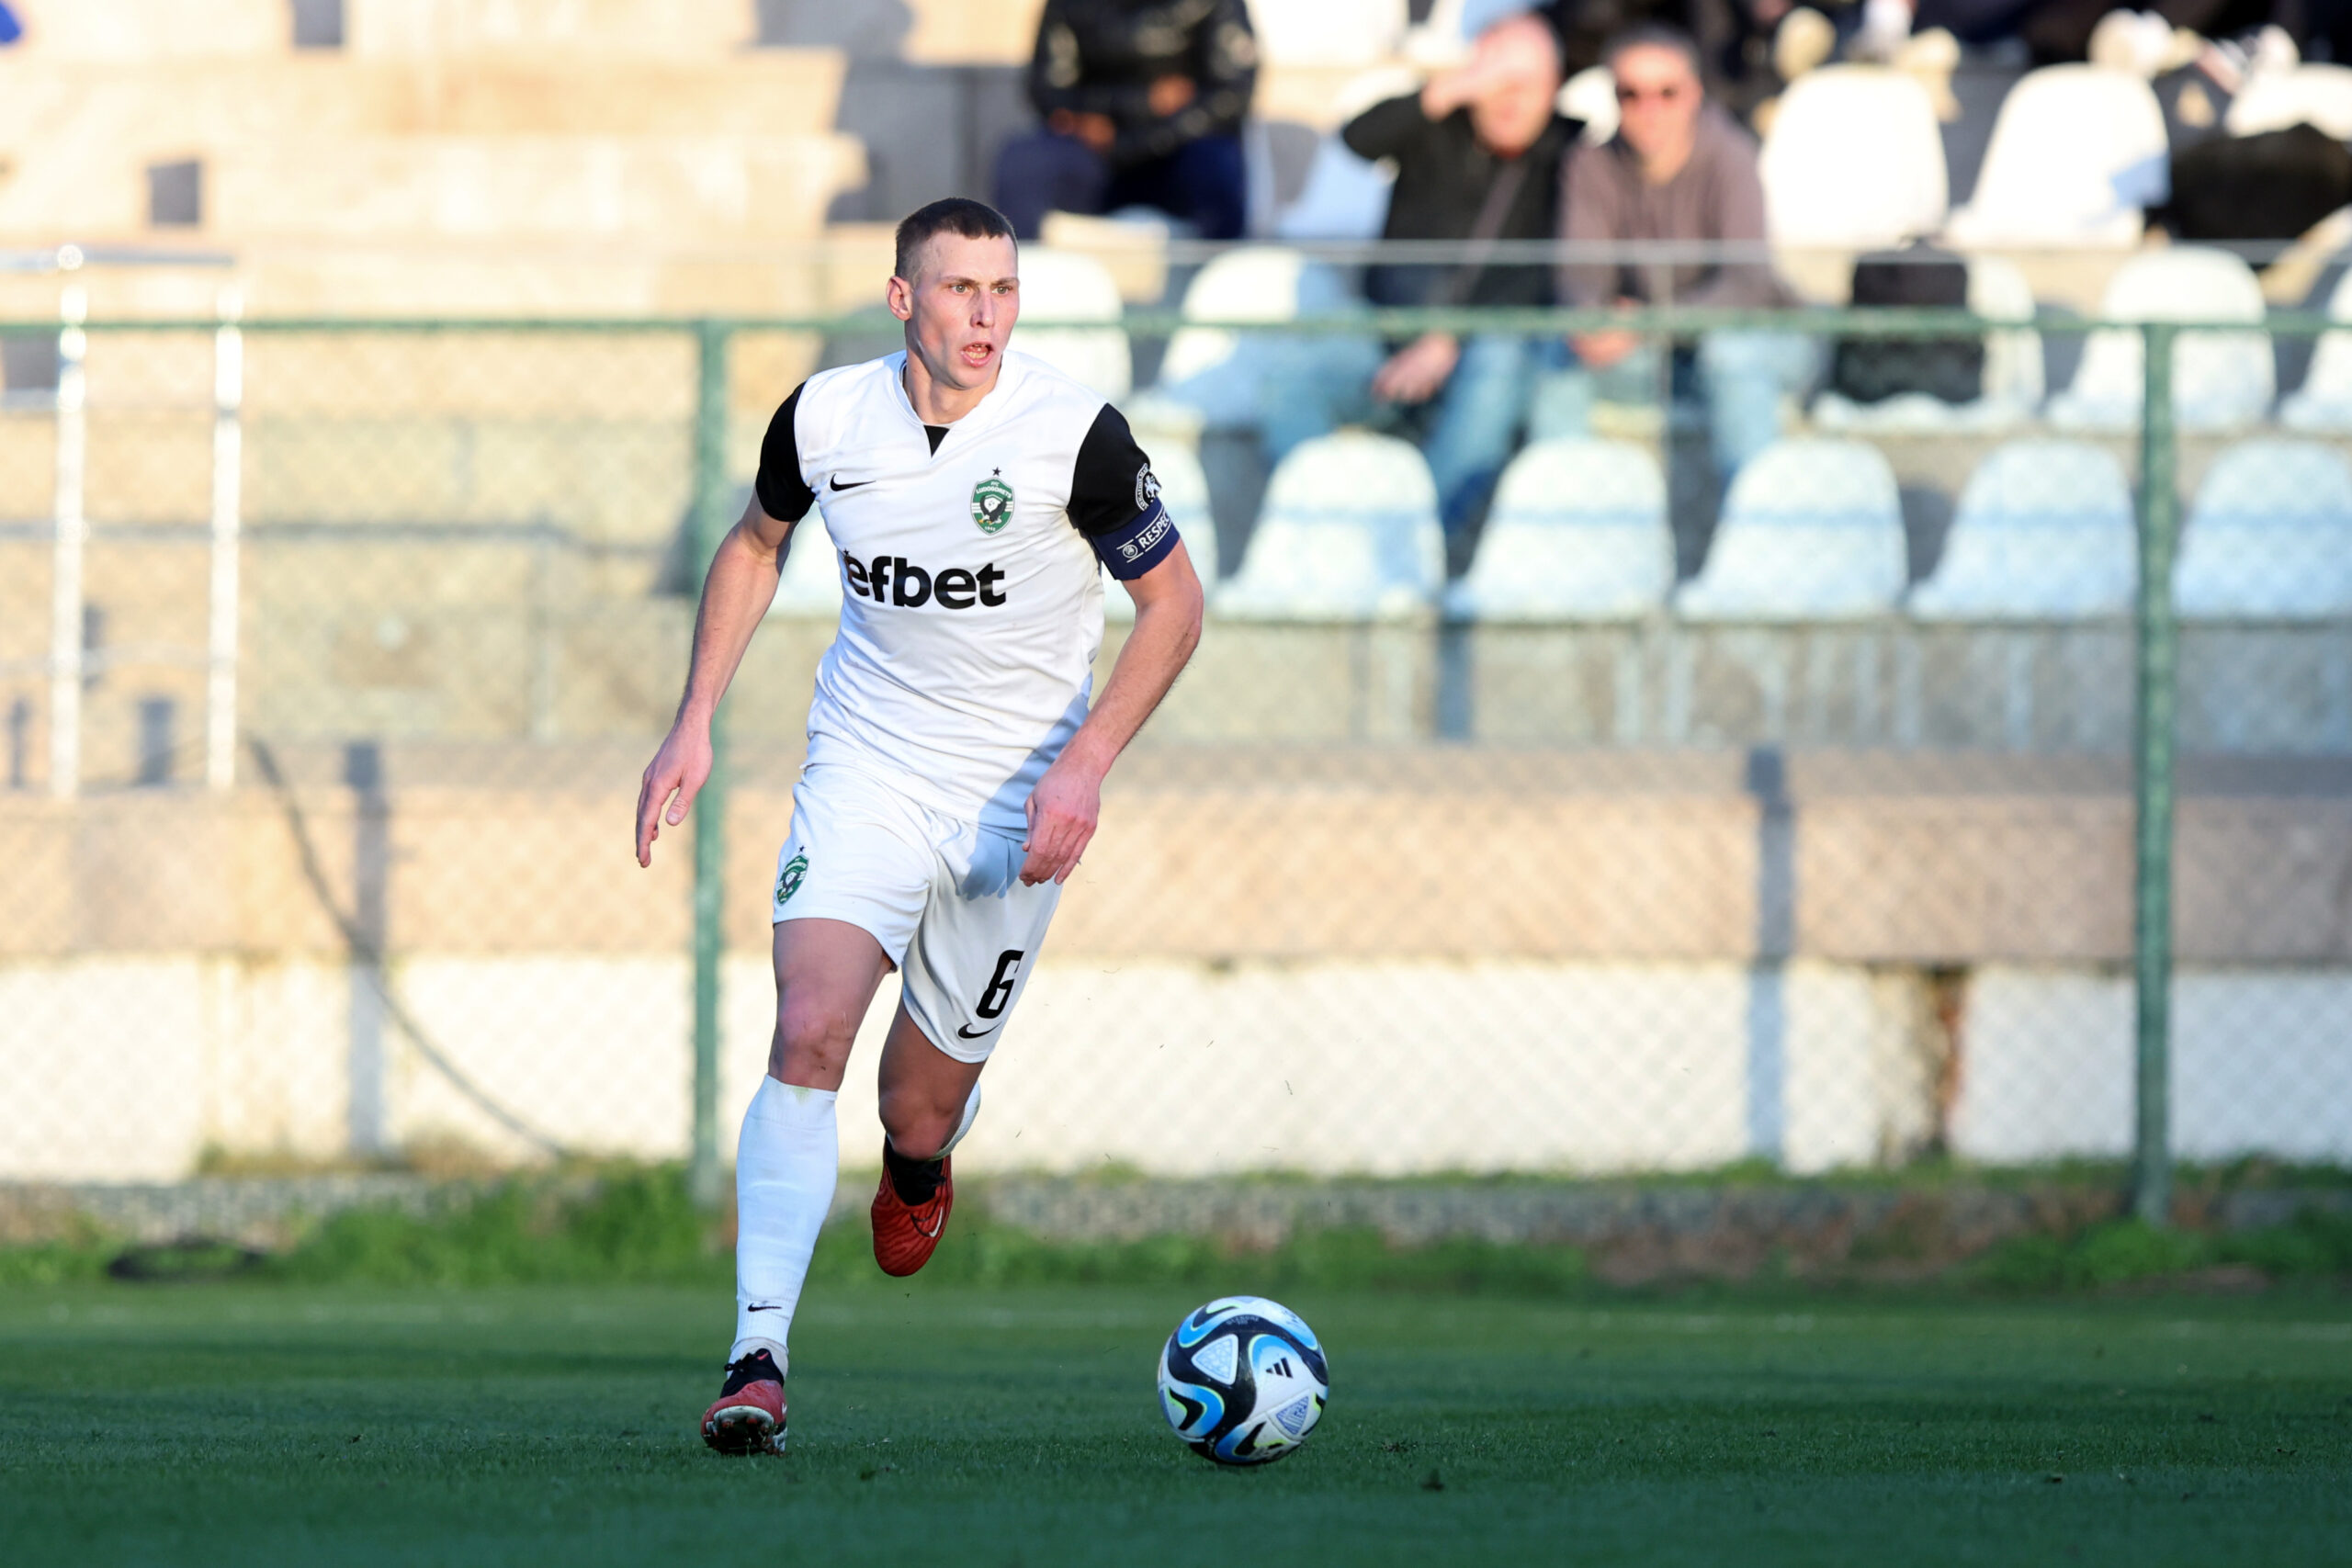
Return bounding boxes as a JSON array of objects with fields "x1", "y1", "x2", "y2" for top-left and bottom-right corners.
[{"x1": 1539, "y1": 22, "x2": 1812, "y2": 479}]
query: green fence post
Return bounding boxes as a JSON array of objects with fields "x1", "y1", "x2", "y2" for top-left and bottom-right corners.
[
  {"x1": 2132, "y1": 321, "x2": 2180, "y2": 1228},
  {"x1": 689, "y1": 320, "x2": 733, "y2": 1212}
]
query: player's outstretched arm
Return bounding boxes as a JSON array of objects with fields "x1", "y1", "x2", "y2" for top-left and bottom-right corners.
[
  {"x1": 635, "y1": 495, "x2": 797, "y2": 867},
  {"x1": 1021, "y1": 541, "x2": 1204, "y2": 886}
]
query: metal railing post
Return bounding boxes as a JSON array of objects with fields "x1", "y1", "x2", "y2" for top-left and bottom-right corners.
[
  {"x1": 688, "y1": 320, "x2": 733, "y2": 1211},
  {"x1": 206, "y1": 289, "x2": 243, "y2": 791},
  {"x1": 2132, "y1": 321, "x2": 2180, "y2": 1227},
  {"x1": 48, "y1": 275, "x2": 86, "y2": 800}
]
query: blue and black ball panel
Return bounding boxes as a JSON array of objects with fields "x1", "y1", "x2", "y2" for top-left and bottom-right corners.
[{"x1": 1156, "y1": 1295, "x2": 1329, "y2": 1466}]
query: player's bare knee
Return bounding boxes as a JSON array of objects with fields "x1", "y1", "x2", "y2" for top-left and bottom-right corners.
[
  {"x1": 876, "y1": 1089, "x2": 957, "y2": 1160},
  {"x1": 772, "y1": 996, "x2": 859, "y2": 1081}
]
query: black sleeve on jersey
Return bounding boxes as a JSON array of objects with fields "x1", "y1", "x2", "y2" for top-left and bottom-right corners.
[
  {"x1": 1069, "y1": 403, "x2": 1179, "y2": 581},
  {"x1": 753, "y1": 385, "x2": 816, "y2": 523}
]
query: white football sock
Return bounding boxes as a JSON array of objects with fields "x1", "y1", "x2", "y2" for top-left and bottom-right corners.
[{"x1": 729, "y1": 1076, "x2": 840, "y2": 1373}]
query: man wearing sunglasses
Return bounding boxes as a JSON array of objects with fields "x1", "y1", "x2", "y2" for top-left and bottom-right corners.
[{"x1": 1546, "y1": 23, "x2": 1811, "y2": 484}]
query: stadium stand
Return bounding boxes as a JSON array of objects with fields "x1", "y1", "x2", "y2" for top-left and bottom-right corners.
[
  {"x1": 2224, "y1": 61, "x2": 2352, "y2": 139},
  {"x1": 2278, "y1": 266, "x2": 2352, "y2": 431},
  {"x1": 1811, "y1": 254, "x2": 2044, "y2": 431},
  {"x1": 1907, "y1": 441, "x2": 2137, "y2": 620},
  {"x1": 2176, "y1": 439, "x2": 2352, "y2": 619},
  {"x1": 1557, "y1": 63, "x2": 1617, "y2": 143},
  {"x1": 1673, "y1": 439, "x2": 1907, "y2": 621},
  {"x1": 1758, "y1": 66, "x2": 1948, "y2": 300},
  {"x1": 1442, "y1": 438, "x2": 1672, "y2": 622},
  {"x1": 1154, "y1": 245, "x2": 1362, "y2": 428},
  {"x1": 1215, "y1": 430, "x2": 1442, "y2": 620},
  {"x1": 1009, "y1": 247, "x2": 1132, "y2": 401},
  {"x1": 1249, "y1": 0, "x2": 1411, "y2": 67},
  {"x1": 1943, "y1": 65, "x2": 2169, "y2": 249},
  {"x1": 2046, "y1": 245, "x2": 2275, "y2": 432}
]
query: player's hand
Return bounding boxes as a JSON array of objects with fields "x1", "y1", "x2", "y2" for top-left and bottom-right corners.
[
  {"x1": 635, "y1": 722, "x2": 714, "y2": 868},
  {"x1": 1020, "y1": 751, "x2": 1103, "y2": 886},
  {"x1": 1373, "y1": 333, "x2": 1460, "y2": 405}
]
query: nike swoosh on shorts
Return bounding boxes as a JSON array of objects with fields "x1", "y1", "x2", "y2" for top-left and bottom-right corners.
[{"x1": 956, "y1": 1022, "x2": 1001, "y2": 1040}]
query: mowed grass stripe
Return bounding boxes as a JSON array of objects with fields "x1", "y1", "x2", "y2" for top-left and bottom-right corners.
[{"x1": 0, "y1": 1285, "x2": 2346, "y2": 1566}]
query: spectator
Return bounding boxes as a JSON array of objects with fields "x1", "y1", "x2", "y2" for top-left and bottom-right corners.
[
  {"x1": 1546, "y1": 22, "x2": 1810, "y2": 482},
  {"x1": 1260, "y1": 12, "x2": 1577, "y2": 540},
  {"x1": 992, "y1": 0, "x2": 1258, "y2": 243}
]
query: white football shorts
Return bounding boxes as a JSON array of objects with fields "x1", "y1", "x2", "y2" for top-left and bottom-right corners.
[{"x1": 769, "y1": 762, "x2": 1060, "y2": 1063}]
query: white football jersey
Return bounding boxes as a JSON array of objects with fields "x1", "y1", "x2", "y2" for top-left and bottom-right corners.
[{"x1": 754, "y1": 349, "x2": 1175, "y2": 833}]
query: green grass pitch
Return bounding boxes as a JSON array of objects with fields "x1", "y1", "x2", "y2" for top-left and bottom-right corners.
[{"x1": 2, "y1": 1281, "x2": 2347, "y2": 1566}]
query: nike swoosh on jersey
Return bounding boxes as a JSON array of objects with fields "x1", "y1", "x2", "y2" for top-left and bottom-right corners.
[
  {"x1": 956, "y1": 1021, "x2": 1002, "y2": 1040},
  {"x1": 828, "y1": 475, "x2": 873, "y2": 491}
]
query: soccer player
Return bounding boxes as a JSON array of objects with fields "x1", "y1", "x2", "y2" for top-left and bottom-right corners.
[{"x1": 633, "y1": 197, "x2": 1204, "y2": 1457}]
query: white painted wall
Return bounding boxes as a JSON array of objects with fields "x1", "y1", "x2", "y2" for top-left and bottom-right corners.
[{"x1": 6, "y1": 954, "x2": 2345, "y2": 1181}]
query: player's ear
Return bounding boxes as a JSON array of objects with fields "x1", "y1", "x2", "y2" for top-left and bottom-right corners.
[{"x1": 886, "y1": 274, "x2": 914, "y2": 321}]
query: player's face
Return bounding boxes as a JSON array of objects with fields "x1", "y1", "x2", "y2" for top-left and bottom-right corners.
[{"x1": 894, "y1": 232, "x2": 1021, "y2": 391}]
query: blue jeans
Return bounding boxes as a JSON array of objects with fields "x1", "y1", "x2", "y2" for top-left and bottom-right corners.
[
  {"x1": 1530, "y1": 331, "x2": 1817, "y2": 480},
  {"x1": 992, "y1": 130, "x2": 1247, "y2": 241},
  {"x1": 1262, "y1": 333, "x2": 1555, "y2": 536}
]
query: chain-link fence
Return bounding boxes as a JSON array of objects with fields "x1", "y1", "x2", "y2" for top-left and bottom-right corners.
[{"x1": 2, "y1": 290, "x2": 2346, "y2": 1216}]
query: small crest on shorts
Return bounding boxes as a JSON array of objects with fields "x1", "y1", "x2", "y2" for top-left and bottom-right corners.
[
  {"x1": 775, "y1": 852, "x2": 808, "y2": 905},
  {"x1": 971, "y1": 472, "x2": 1014, "y2": 535},
  {"x1": 1135, "y1": 463, "x2": 1160, "y2": 514}
]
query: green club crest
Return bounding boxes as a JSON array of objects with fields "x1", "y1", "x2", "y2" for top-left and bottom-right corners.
[
  {"x1": 775, "y1": 852, "x2": 808, "y2": 905},
  {"x1": 970, "y1": 474, "x2": 1015, "y2": 535}
]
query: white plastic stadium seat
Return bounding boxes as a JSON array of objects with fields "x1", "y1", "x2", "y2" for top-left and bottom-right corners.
[
  {"x1": 1811, "y1": 255, "x2": 2044, "y2": 432},
  {"x1": 1674, "y1": 439, "x2": 1906, "y2": 621},
  {"x1": 770, "y1": 503, "x2": 843, "y2": 616},
  {"x1": 1273, "y1": 135, "x2": 1398, "y2": 241},
  {"x1": 1760, "y1": 67, "x2": 1949, "y2": 253},
  {"x1": 1944, "y1": 66, "x2": 2169, "y2": 247},
  {"x1": 2045, "y1": 246, "x2": 2273, "y2": 433},
  {"x1": 1250, "y1": 0, "x2": 1409, "y2": 65},
  {"x1": 1009, "y1": 247, "x2": 1131, "y2": 401},
  {"x1": 2177, "y1": 440, "x2": 2352, "y2": 620},
  {"x1": 1104, "y1": 442, "x2": 1218, "y2": 621},
  {"x1": 2225, "y1": 63, "x2": 2352, "y2": 140},
  {"x1": 1155, "y1": 246, "x2": 1363, "y2": 427},
  {"x1": 2278, "y1": 266, "x2": 2352, "y2": 431},
  {"x1": 1558, "y1": 64, "x2": 1618, "y2": 143},
  {"x1": 1443, "y1": 439, "x2": 1671, "y2": 621},
  {"x1": 1276, "y1": 66, "x2": 1417, "y2": 240},
  {"x1": 1908, "y1": 441, "x2": 2135, "y2": 620},
  {"x1": 1216, "y1": 431, "x2": 1442, "y2": 620}
]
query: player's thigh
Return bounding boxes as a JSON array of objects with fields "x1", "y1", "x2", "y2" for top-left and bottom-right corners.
[
  {"x1": 766, "y1": 767, "x2": 934, "y2": 1083},
  {"x1": 897, "y1": 824, "x2": 1063, "y2": 1067},
  {"x1": 768, "y1": 918, "x2": 892, "y2": 1089}
]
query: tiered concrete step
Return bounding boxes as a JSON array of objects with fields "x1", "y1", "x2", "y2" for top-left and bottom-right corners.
[
  {"x1": 0, "y1": 52, "x2": 852, "y2": 241},
  {"x1": 19, "y1": 0, "x2": 757, "y2": 60}
]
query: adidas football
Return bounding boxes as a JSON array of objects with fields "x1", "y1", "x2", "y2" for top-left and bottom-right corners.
[{"x1": 1156, "y1": 1295, "x2": 1329, "y2": 1465}]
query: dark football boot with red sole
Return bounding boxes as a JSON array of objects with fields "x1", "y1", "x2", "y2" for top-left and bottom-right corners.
[{"x1": 701, "y1": 1347, "x2": 786, "y2": 1455}]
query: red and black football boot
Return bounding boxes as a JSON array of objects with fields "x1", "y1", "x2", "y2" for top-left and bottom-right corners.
[
  {"x1": 700, "y1": 1347, "x2": 786, "y2": 1456},
  {"x1": 871, "y1": 1141, "x2": 954, "y2": 1277}
]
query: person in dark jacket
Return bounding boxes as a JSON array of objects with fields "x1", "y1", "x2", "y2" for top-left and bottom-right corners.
[
  {"x1": 1260, "y1": 10, "x2": 1574, "y2": 540},
  {"x1": 992, "y1": 0, "x2": 1258, "y2": 242}
]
